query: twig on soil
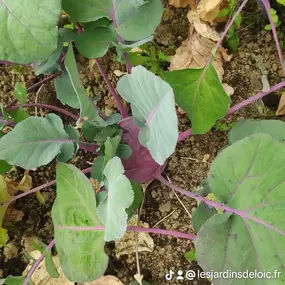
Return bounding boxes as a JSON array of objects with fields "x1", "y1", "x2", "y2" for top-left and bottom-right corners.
[
  {"x1": 34, "y1": 85, "x2": 45, "y2": 117},
  {"x1": 0, "y1": 167, "x2": 92, "y2": 206},
  {"x1": 95, "y1": 59, "x2": 129, "y2": 118},
  {"x1": 152, "y1": 210, "x2": 176, "y2": 228},
  {"x1": 6, "y1": 103, "x2": 80, "y2": 120},
  {"x1": 23, "y1": 239, "x2": 55, "y2": 285}
]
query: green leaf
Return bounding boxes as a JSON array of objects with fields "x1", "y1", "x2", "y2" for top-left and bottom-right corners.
[
  {"x1": 185, "y1": 249, "x2": 196, "y2": 262},
  {"x1": 229, "y1": 119, "x2": 285, "y2": 144},
  {"x1": 117, "y1": 144, "x2": 132, "y2": 159},
  {"x1": 64, "y1": 45, "x2": 106, "y2": 126},
  {"x1": 14, "y1": 83, "x2": 27, "y2": 104},
  {"x1": 235, "y1": 14, "x2": 242, "y2": 28},
  {"x1": 129, "y1": 280, "x2": 152, "y2": 285},
  {"x1": 277, "y1": 0, "x2": 285, "y2": 6},
  {"x1": 62, "y1": 0, "x2": 111, "y2": 23},
  {"x1": 75, "y1": 27, "x2": 117, "y2": 59},
  {"x1": 82, "y1": 18, "x2": 112, "y2": 30},
  {"x1": 217, "y1": 8, "x2": 229, "y2": 18},
  {"x1": 0, "y1": 0, "x2": 61, "y2": 64},
  {"x1": 165, "y1": 64, "x2": 230, "y2": 134},
  {"x1": 82, "y1": 121, "x2": 102, "y2": 141},
  {"x1": 192, "y1": 202, "x2": 217, "y2": 232},
  {"x1": 106, "y1": 113, "x2": 122, "y2": 125},
  {"x1": 117, "y1": 65, "x2": 178, "y2": 165},
  {"x1": 196, "y1": 134, "x2": 285, "y2": 283},
  {"x1": 104, "y1": 136, "x2": 121, "y2": 165},
  {"x1": 64, "y1": 125, "x2": 80, "y2": 153},
  {"x1": 45, "y1": 250, "x2": 59, "y2": 278},
  {"x1": 54, "y1": 71, "x2": 80, "y2": 109},
  {"x1": 91, "y1": 156, "x2": 105, "y2": 182},
  {"x1": 0, "y1": 176, "x2": 11, "y2": 248},
  {"x1": 126, "y1": 181, "x2": 143, "y2": 218},
  {"x1": 0, "y1": 276, "x2": 25, "y2": 285},
  {"x1": 0, "y1": 114, "x2": 74, "y2": 169},
  {"x1": 94, "y1": 126, "x2": 121, "y2": 144},
  {"x1": 115, "y1": 0, "x2": 163, "y2": 41},
  {"x1": 0, "y1": 133, "x2": 11, "y2": 174},
  {"x1": 97, "y1": 157, "x2": 134, "y2": 241},
  {"x1": 9, "y1": 108, "x2": 29, "y2": 123},
  {"x1": 52, "y1": 163, "x2": 108, "y2": 282}
]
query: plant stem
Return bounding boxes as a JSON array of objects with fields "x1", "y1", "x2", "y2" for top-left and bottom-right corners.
[
  {"x1": 7, "y1": 103, "x2": 79, "y2": 120},
  {"x1": 260, "y1": 0, "x2": 285, "y2": 76},
  {"x1": 0, "y1": 117, "x2": 16, "y2": 127},
  {"x1": 56, "y1": 225, "x2": 196, "y2": 240},
  {"x1": 6, "y1": 72, "x2": 62, "y2": 109},
  {"x1": 23, "y1": 239, "x2": 55, "y2": 285},
  {"x1": 227, "y1": 80, "x2": 285, "y2": 115},
  {"x1": 0, "y1": 167, "x2": 92, "y2": 207},
  {"x1": 95, "y1": 59, "x2": 129, "y2": 118},
  {"x1": 157, "y1": 174, "x2": 285, "y2": 237}
]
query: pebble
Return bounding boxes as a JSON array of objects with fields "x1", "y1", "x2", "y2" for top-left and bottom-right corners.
[
  {"x1": 151, "y1": 190, "x2": 158, "y2": 199},
  {"x1": 272, "y1": 63, "x2": 278, "y2": 72},
  {"x1": 159, "y1": 201, "x2": 172, "y2": 213},
  {"x1": 245, "y1": 65, "x2": 250, "y2": 70}
]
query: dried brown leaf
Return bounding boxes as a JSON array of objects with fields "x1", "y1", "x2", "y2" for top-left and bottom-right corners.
[
  {"x1": 169, "y1": 28, "x2": 232, "y2": 80},
  {"x1": 198, "y1": 0, "x2": 224, "y2": 23},
  {"x1": 79, "y1": 276, "x2": 124, "y2": 285},
  {"x1": 276, "y1": 93, "x2": 285, "y2": 115},
  {"x1": 115, "y1": 216, "x2": 154, "y2": 258},
  {"x1": 169, "y1": 0, "x2": 197, "y2": 9}
]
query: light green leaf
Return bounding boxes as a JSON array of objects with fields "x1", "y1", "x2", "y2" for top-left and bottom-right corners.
[
  {"x1": 126, "y1": 181, "x2": 143, "y2": 218},
  {"x1": 104, "y1": 135, "x2": 121, "y2": 165},
  {"x1": 91, "y1": 156, "x2": 105, "y2": 182},
  {"x1": 0, "y1": 276, "x2": 25, "y2": 285},
  {"x1": 0, "y1": 0, "x2": 61, "y2": 64},
  {"x1": 0, "y1": 114, "x2": 74, "y2": 169},
  {"x1": 196, "y1": 134, "x2": 285, "y2": 284},
  {"x1": 62, "y1": 0, "x2": 111, "y2": 23},
  {"x1": 94, "y1": 126, "x2": 121, "y2": 144},
  {"x1": 277, "y1": 0, "x2": 285, "y2": 6},
  {"x1": 52, "y1": 163, "x2": 108, "y2": 282},
  {"x1": 82, "y1": 18, "x2": 112, "y2": 30},
  {"x1": 106, "y1": 113, "x2": 122, "y2": 125},
  {"x1": 0, "y1": 133, "x2": 11, "y2": 174},
  {"x1": 9, "y1": 108, "x2": 29, "y2": 123},
  {"x1": 75, "y1": 27, "x2": 117, "y2": 59},
  {"x1": 14, "y1": 83, "x2": 27, "y2": 104},
  {"x1": 165, "y1": 64, "x2": 231, "y2": 134},
  {"x1": 54, "y1": 71, "x2": 80, "y2": 109},
  {"x1": 117, "y1": 65, "x2": 178, "y2": 165},
  {"x1": 97, "y1": 157, "x2": 134, "y2": 241},
  {"x1": 64, "y1": 125, "x2": 80, "y2": 153},
  {"x1": 65, "y1": 45, "x2": 106, "y2": 126},
  {"x1": 229, "y1": 119, "x2": 285, "y2": 144},
  {"x1": 185, "y1": 249, "x2": 196, "y2": 262},
  {"x1": 115, "y1": 0, "x2": 163, "y2": 41},
  {"x1": 45, "y1": 251, "x2": 59, "y2": 278}
]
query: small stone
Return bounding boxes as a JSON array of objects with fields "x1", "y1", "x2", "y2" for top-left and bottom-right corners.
[
  {"x1": 151, "y1": 190, "x2": 158, "y2": 199},
  {"x1": 239, "y1": 51, "x2": 245, "y2": 59},
  {"x1": 265, "y1": 33, "x2": 272, "y2": 42},
  {"x1": 245, "y1": 65, "x2": 250, "y2": 70},
  {"x1": 159, "y1": 201, "x2": 172, "y2": 213},
  {"x1": 3, "y1": 243, "x2": 18, "y2": 261},
  {"x1": 272, "y1": 63, "x2": 278, "y2": 72}
]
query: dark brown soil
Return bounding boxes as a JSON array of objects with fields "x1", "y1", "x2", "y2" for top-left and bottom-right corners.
[{"x1": 1, "y1": 0, "x2": 285, "y2": 284}]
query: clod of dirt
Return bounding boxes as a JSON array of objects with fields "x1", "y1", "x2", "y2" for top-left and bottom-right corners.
[{"x1": 3, "y1": 243, "x2": 18, "y2": 261}]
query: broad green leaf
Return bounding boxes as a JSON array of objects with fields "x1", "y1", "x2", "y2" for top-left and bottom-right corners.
[
  {"x1": 59, "y1": 28, "x2": 78, "y2": 43},
  {"x1": 117, "y1": 65, "x2": 178, "y2": 165},
  {"x1": 0, "y1": 176, "x2": 11, "y2": 247},
  {"x1": 229, "y1": 119, "x2": 285, "y2": 144},
  {"x1": 0, "y1": 0, "x2": 61, "y2": 64},
  {"x1": 0, "y1": 133, "x2": 11, "y2": 174},
  {"x1": 82, "y1": 18, "x2": 112, "y2": 30},
  {"x1": 192, "y1": 202, "x2": 217, "y2": 232},
  {"x1": 0, "y1": 114, "x2": 74, "y2": 169},
  {"x1": 64, "y1": 45, "x2": 106, "y2": 126},
  {"x1": 115, "y1": 0, "x2": 163, "y2": 41},
  {"x1": 14, "y1": 83, "x2": 27, "y2": 104},
  {"x1": 54, "y1": 71, "x2": 80, "y2": 109},
  {"x1": 62, "y1": 0, "x2": 111, "y2": 23},
  {"x1": 104, "y1": 135, "x2": 121, "y2": 165},
  {"x1": 97, "y1": 157, "x2": 134, "y2": 241},
  {"x1": 35, "y1": 38, "x2": 63, "y2": 76},
  {"x1": 126, "y1": 181, "x2": 143, "y2": 218},
  {"x1": 185, "y1": 249, "x2": 196, "y2": 262},
  {"x1": 0, "y1": 276, "x2": 25, "y2": 285},
  {"x1": 91, "y1": 156, "x2": 105, "y2": 182},
  {"x1": 75, "y1": 27, "x2": 117, "y2": 59},
  {"x1": 117, "y1": 144, "x2": 132, "y2": 159},
  {"x1": 82, "y1": 120, "x2": 102, "y2": 141},
  {"x1": 52, "y1": 163, "x2": 108, "y2": 282},
  {"x1": 165, "y1": 64, "x2": 231, "y2": 134},
  {"x1": 196, "y1": 134, "x2": 285, "y2": 284}
]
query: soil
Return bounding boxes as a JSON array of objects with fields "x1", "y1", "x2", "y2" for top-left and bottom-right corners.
[{"x1": 1, "y1": 0, "x2": 285, "y2": 285}]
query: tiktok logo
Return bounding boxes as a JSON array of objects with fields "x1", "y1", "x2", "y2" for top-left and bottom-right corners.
[{"x1": 165, "y1": 270, "x2": 175, "y2": 280}]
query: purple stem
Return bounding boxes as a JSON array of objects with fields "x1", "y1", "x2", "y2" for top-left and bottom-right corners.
[
  {"x1": 56, "y1": 225, "x2": 196, "y2": 240},
  {"x1": 110, "y1": 0, "x2": 132, "y2": 73},
  {"x1": 261, "y1": 0, "x2": 285, "y2": 76},
  {"x1": 6, "y1": 73, "x2": 62, "y2": 109},
  {"x1": 23, "y1": 239, "x2": 55, "y2": 285},
  {"x1": 0, "y1": 117, "x2": 16, "y2": 127},
  {"x1": 0, "y1": 167, "x2": 92, "y2": 207},
  {"x1": 95, "y1": 59, "x2": 129, "y2": 118},
  {"x1": 7, "y1": 103, "x2": 79, "y2": 120},
  {"x1": 157, "y1": 175, "x2": 285, "y2": 237},
  {"x1": 178, "y1": 129, "x2": 192, "y2": 142},
  {"x1": 227, "y1": 79, "x2": 285, "y2": 115}
]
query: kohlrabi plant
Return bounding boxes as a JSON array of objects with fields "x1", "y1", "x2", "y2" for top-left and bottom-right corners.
[{"x1": 1, "y1": 0, "x2": 285, "y2": 284}]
